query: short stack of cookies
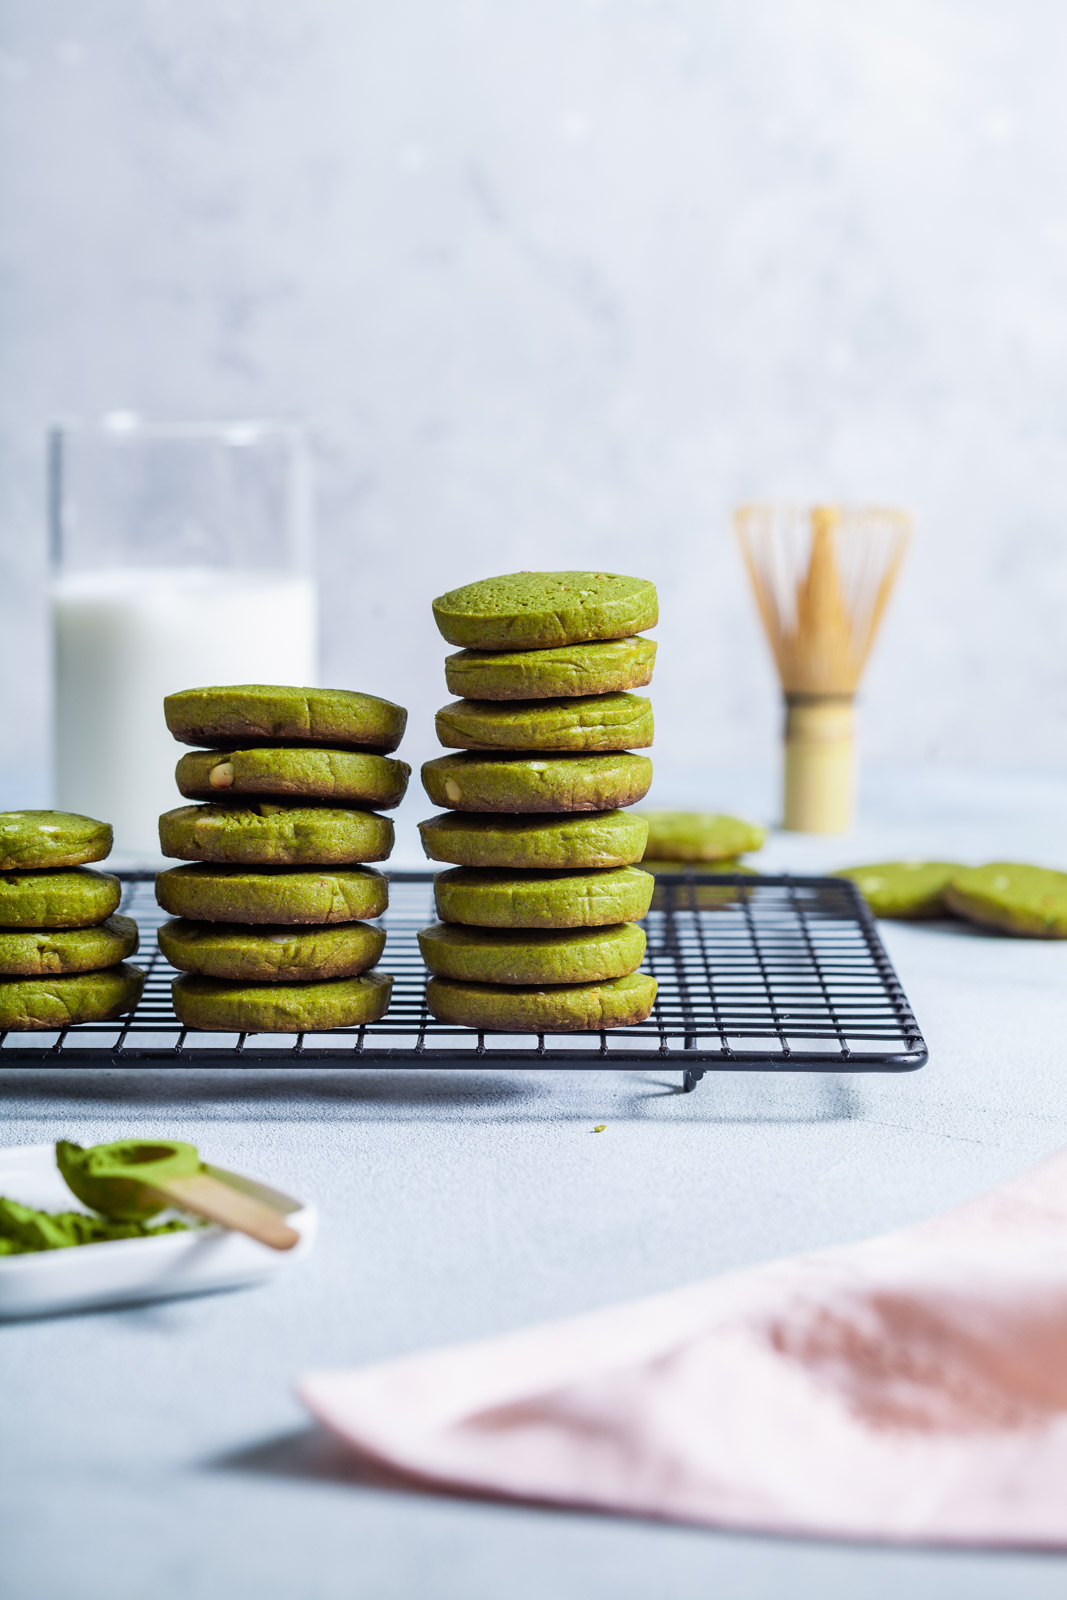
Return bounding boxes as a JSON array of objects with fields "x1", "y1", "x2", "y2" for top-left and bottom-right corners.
[
  {"x1": 0, "y1": 810, "x2": 144, "y2": 1030},
  {"x1": 417, "y1": 572, "x2": 659, "y2": 1032},
  {"x1": 155, "y1": 685, "x2": 408, "y2": 1033}
]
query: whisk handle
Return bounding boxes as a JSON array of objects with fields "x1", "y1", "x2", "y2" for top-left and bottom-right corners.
[{"x1": 783, "y1": 696, "x2": 854, "y2": 834}]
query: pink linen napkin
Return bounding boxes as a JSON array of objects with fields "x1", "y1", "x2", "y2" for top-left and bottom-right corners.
[{"x1": 300, "y1": 1146, "x2": 1067, "y2": 1546}]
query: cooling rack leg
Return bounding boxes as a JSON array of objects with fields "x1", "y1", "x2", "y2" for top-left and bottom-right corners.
[{"x1": 682, "y1": 1069, "x2": 705, "y2": 1093}]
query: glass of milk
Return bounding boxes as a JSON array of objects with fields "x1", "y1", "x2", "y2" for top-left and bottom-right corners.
[{"x1": 50, "y1": 415, "x2": 318, "y2": 860}]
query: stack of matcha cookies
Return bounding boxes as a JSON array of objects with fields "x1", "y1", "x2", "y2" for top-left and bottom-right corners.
[
  {"x1": 155, "y1": 685, "x2": 408, "y2": 1032},
  {"x1": 0, "y1": 811, "x2": 143, "y2": 1030},
  {"x1": 418, "y1": 572, "x2": 659, "y2": 1031}
]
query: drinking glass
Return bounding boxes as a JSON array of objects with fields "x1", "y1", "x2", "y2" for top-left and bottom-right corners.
[{"x1": 50, "y1": 415, "x2": 317, "y2": 857}]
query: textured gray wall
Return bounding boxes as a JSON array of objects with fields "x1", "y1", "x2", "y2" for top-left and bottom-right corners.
[{"x1": 2, "y1": 0, "x2": 1066, "y2": 788}]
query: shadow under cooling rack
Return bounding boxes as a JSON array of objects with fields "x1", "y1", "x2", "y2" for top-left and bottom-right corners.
[{"x1": 0, "y1": 871, "x2": 927, "y2": 1091}]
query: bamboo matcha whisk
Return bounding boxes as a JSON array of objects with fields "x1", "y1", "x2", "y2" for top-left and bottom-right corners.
[{"x1": 736, "y1": 504, "x2": 911, "y2": 833}]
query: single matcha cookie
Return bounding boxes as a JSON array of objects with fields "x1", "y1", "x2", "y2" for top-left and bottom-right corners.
[
  {"x1": 158, "y1": 918, "x2": 386, "y2": 982},
  {"x1": 158, "y1": 803, "x2": 394, "y2": 866},
  {"x1": 0, "y1": 915, "x2": 139, "y2": 977},
  {"x1": 0, "y1": 811, "x2": 113, "y2": 872},
  {"x1": 418, "y1": 921, "x2": 646, "y2": 985},
  {"x1": 432, "y1": 571, "x2": 658, "y2": 651},
  {"x1": 425, "y1": 971, "x2": 658, "y2": 1032},
  {"x1": 639, "y1": 811, "x2": 766, "y2": 863},
  {"x1": 0, "y1": 963, "x2": 145, "y2": 1031},
  {"x1": 176, "y1": 747, "x2": 410, "y2": 808},
  {"x1": 943, "y1": 863, "x2": 1067, "y2": 938},
  {"x1": 155, "y1": 864, "x2": 388, "y2": 925},
  {"x1": 436, "y1": 693, "x2": 653, "y2": 753},
  {"x1": 421, "y1": 751, "x2": 653, "y2": 813},
  {"x1": 0, "y1": 867, "x2": 121, "y2": 929},
  {"x1": 434, "y1": 865, "x2": 655, "y2": 929},
  {"x1": 834, "y1": 861, "x2": 963, "y2": 920},
  {"x1": 171, "y1": 970, "x2": 394, "y2": 1032},
  {"x1": 420, "y1": 810, "x2": 648, "y2": 870},
  {"x1": 445, "y1": 636, "x2": 657, "y2": 701},
  {"x1": 164, "y1": 685, "x2": 407, "y2": 753}
]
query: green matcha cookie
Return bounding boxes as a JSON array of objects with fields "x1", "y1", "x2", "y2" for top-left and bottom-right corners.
[
  {"x1": 436, "y1": 693, "x2": 653, "y2": 753},
  {"x1": 425, "y1": 971, "x2": 658, "y2": 1032},
  {"x1": 421, "y1": 751, "x2": 652, "y2": 813},
  {"x1": 943, "y1": 863, "x2": 1067, "y2": 938},
  {"x1": 159, "y1": 803, "x2": 394, "y2": 867},
  {"x1": 0, "y1": 811, "x2": 113, "y2": 872},
  {"x1": 834, "y1": 862, "x2": 962, "y2": 920},
  {"x1": 434, "y1": 865, "x2": 655, "y2": 929},
  {"x1": 158, "y1": 917, "x2": 385, "y2": 982},
  {"x1": 155, "y1": 863, "x2": 388, "y2": 925},
  {"x1": 176, "y1": 747, "x2": 410, "y2": 808},
  {"x1": 0, "y1": 963, "x2": 145, "y2": 1032},
  {"x1": 0, "y1": 868, "x2": 121, "y2": 929},
  {"x1": 164, "y1": 685, "x2": 407, "y2": 753},
  {"x1": 445, "y1": 637, "x2": 657, "y2": 701},
  {"x1": 420, "y1": 810, "x2": 648, "y2": 870},
  {"x1": 639, "y1": 811, "x2": 766, "y2": 863},
  {"x1": 0, "y1": 915, "x2": 139, "y2": 977},
  {"x1": 418, "y1": 921, "x2": 646, "y2": 985},
  {"x1": 172, "y1": 970, "x2": 393, "y2": 1033},
  {"x1": 432, "y1": 571, "x2": 658, "y2": 651}
]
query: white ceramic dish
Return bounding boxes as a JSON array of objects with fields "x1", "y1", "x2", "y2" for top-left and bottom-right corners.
[{"x1": 0, "y1": 1143, "x2": 316, "y2": 1319}]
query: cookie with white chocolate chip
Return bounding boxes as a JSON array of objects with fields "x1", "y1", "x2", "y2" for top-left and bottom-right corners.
[
  {"x1": 421, "y1": 752, "x2": 651, "y2": 813},
  {"x1": 164, "y1": 685, "x2": 407, "y2": 753},
  {"x1": 159, "y1": 803, "x2": 394, "y2": 867},
  {"x1": 0, "y1": 811, "x2": 112, "y2": 872},
  {"x1": 176, "y1": 748, "x2": 410, "y2": 808}
]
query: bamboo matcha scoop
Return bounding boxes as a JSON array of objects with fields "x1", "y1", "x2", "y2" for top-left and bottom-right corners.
[
  {"x1": 736, "y1": 504, "x2": 911, "y2": 834},
  {"x1": 56, "y1": 1138, "x2": 300, "y2": 1252}
]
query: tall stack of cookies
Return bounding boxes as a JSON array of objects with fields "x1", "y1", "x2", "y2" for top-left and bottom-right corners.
[
  {"x1": 0, "y1": 810, "x2": 144, "y2": 1030},
  {"x1": 155, "y1": 686, "x2": 408, "y2": 1033},
  {"x1": 417, "y1": 572, "x2": 659, "y2": 1032}
]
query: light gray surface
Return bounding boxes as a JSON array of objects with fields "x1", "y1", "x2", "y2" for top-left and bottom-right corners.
[
  {"x1": 2, "y1": 768, "x2": 1067, "y2": 1599},
  {"x1": 6, "y1": 1, "x2": 1067, "y2": 781}
]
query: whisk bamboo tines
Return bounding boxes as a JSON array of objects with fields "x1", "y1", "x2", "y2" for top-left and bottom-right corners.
[{"x1": 736, "y1": 504, "x2": 911, "y2": 833}]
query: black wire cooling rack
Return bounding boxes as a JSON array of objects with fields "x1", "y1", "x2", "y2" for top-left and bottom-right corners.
[{"x1": 0, "y1": 870, "x2": 926, "y2": 1091}]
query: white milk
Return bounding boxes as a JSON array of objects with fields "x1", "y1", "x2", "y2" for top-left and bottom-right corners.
[{"x1": 53, "y1": 567, "x2": 318, "y2": 859}]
